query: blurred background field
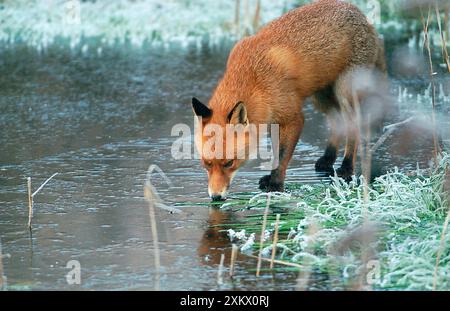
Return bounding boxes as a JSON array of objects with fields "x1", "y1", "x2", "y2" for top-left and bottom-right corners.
[{"x1": 0, "y1": 0, "x2": 448, "y2": 51}]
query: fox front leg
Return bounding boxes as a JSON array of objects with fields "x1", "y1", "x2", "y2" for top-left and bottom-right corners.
[{"x1": 259, "y1": 116, "x2": 304, "y2": 192}]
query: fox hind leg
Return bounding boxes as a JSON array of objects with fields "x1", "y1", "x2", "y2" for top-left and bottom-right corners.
[
  {"x1": 313, "y1": 85, "x2": 343, "y2": 173},
  {"x1": 333, "y1": 70, "x2": 361, "y2": 181},
  {"x1": 314, "y1": 112, "x2": 344, "y2": 173}
]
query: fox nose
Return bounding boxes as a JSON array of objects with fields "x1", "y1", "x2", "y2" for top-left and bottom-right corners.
[{"x1": 211, "y1": 194, "x2": 226, "y2": 202}]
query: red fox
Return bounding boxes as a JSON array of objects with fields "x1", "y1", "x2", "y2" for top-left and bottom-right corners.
[{"x1": 192, "y1": 0, "x2": 387, "y2": 201}]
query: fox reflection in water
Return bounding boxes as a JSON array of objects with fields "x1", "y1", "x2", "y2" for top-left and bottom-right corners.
[{"x1": 197, "y1": 208, "x2": 237, "y2": 266}]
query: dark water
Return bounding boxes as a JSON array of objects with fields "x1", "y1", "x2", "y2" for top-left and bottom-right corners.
[{"x1": 0, "y1": 42, "x2": 448, "y2": 290}]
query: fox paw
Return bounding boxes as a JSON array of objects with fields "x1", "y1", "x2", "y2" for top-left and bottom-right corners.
[
  {"x1": 259, "y1": 175, "x2": 284, "y2": 192},
  {"x1": 315, "y1": 156, "x2": 335, "y2": 173},
  {"x1": 336, "y1": 166, "x2": 353, "y2": 182}
]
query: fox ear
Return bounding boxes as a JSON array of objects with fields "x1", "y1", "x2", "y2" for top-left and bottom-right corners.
[
  {"x1": 227, "y1": 102, "x2": 248, "y2": 125},
  {"x1": 192, "y1": 97, "x2": 212, "y2": 119}
]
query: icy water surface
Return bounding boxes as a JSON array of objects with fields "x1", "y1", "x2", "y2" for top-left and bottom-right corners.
[{"x1": 0, "y1": 43, "x2": 448, "y2": 290}]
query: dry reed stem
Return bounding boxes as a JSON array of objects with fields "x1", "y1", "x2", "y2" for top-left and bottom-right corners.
[
  {"x1": 145, "y1": 194, "x2": 160, "y2": 290},
  {"x1": 246, "y1": 253, "x2": 303, "y2": 269},
  {"x1": 242, "y1": 0, "x2": 249, "y2": 36},
  {"x1": 0, "y1": 239, "x2": 9, "y2": 292},
  {"x1": 27, "y1": 177, "x2": 32, "y2": 229},
  {"x1": 351, "y1": 88, "x2": 370, "y2": 211},
  {"x1": 218, "y1": 253, "x2": 225, "y2": 285},
  {"x1": 0, "y1": 239, "x2": 4, "y2": 290},
  {"x1": 270, "y1": 214, "x2": 281, "y2": 270},
  {"x1": 327, "y1": 94, "x2": 374, "y2": 290},
  {"x1": 371, "y1": 117, "x2": 416, "y2": 153},
  {"x1": 252, "y1": 0, "x2": 260, "y2": 32},
  {"x1": 352, "y1": 84, "x2": 373, "y2": 290},
  {"x1": 27, "y1": 173, "x2": 59, "y2": 229},
  {"x1": 32, "y1": 173, "x2": 59, "y2": 197},
  {"x1": 434, "y1": 2, "x2": 450, "y2": 72},
  {"x1": 256, "y1": 194, "x2": 271, "y2": 277},
  {"x1": 295, "y1": 222, "x2": 319, "y2": 291},
  {"x1": 144, "y1": 165, "x2": 181, "y2": 214},
  {"x1": 445, "y1": 5, "x2": 449, "y2": 41},
  {"x1": 230, "y1": 244, "x2": 238, "y2": 277},
  {"x1": 144, "y1": 164, "x2": 173, "y2": 291},
  {"x1": 234, "y1": 0, "x2": 240, "y2": 38},
  {"x1": 144, "y1": 183, "x2": 182, "y2": 214},
  {"x1": 362, "y1": 121, "x2": 374, "y2": 291},
  {"x1": 421, "y1": 5, "x2": 441, "y2": 163}
]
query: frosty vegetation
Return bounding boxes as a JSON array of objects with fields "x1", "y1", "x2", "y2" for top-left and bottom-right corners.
[
  {"x1": 0, "y1": 0, "x2": 286, "y2": 50},
  {"x1": 225, "y1": 154, "x2": 450, "y2": 290},
  {"x1": 0, "y1": 0, "x2": 447, "y2": 51}
]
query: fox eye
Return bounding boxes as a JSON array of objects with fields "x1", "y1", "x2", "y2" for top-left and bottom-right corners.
[
  {"x1": 204, "y1": 161, "x2": 212, "y2": 169},
  {"x1": 223, "y1": 160, "x2": 234, "y2": 168}
]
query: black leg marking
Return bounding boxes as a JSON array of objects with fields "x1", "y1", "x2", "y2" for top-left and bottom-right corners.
[
  {"x1": 259, "y1": 175, "x2": 284, "y2": 192},
  {"x1": 315, "y1": 145, "x2": 337, "y2": 173},
  {"x1": 259, "y1": 147, "x2": 286, "y2": 192},
  {"x1": 336, "y1": 156, "x2": 354, "y2": 181}
]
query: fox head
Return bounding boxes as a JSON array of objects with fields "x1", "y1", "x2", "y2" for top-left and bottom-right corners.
[{"x1": 192, "y1": 97, "x2": 255, "y2": 201}]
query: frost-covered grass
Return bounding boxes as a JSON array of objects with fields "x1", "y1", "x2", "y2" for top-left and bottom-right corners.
[
  {"x1": 224, "y1": 154, "x2": 450, "y2": 290},
  {"x1": 1, "y1": 0, "x2": 447, "y2": 51},
  {"x1": 0, "y1": 0, "x2": 287, "y2": 50}
]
